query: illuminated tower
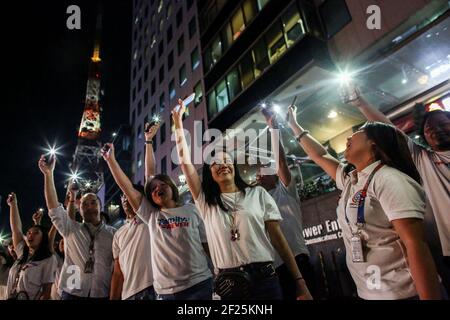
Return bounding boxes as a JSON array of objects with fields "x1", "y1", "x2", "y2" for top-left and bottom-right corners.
[{"x1": 71, "y1": 11, "x2": 104, "y2": 194}]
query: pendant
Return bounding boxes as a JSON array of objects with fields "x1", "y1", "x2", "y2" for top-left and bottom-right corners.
[{"x1": 230, "y1": 228, "x2": 240, "y2": 241}]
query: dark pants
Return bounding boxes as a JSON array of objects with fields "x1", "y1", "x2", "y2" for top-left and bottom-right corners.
[
  {"x1": 61, "y1": 291, "x2": 108, "y2": 300},
  {"x1": 157, "y1": 278, "x2": 213, "y2": 300},
  {"x1": 126, "y1": 286, "x2": 155, "y2": 300},
  {"x1": 276, "y1": 253, "x2": 316, "y2": 300},
  {"x1": 220, "y1": 274, "x2": 283, "y2": 300}
]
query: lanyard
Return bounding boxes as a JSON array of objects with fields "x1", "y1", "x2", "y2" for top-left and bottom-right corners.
[
  {"x1": 83, "y1": 223, "x2": 103, "y2": 257},
  {"x1": 344, "y1": 163, "x2": 384, "y2": 228}
]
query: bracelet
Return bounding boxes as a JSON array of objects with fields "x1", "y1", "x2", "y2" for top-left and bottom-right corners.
[
  {"x1": 296, "y1": 131, "x2": 310, "y2": 142},
  {"x1": 145, "y1": 140, "x2": 153, "y2": 145}
]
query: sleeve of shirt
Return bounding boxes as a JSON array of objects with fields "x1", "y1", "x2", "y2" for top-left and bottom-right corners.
[
  {"x1": 41, "y1": 255, "x2": 57, "y2": 284},
  {"x1": 375, "y1": 172, "x2": 426, "y2": 222},
  {"x1": 112, "y1": 231, "x2": 120, "y2": 260},
  {"x1": 284, "y1": 179, "x2": 301, "y2": 201},
  {"x1": 193, "y1": 190, "x2": 209, "y2": 220},
  {"x1": 335, "y1": 164, "x2": 349, "y2": 191},
  {"x1": 48, "y1": 205, "x2": 76, "y2": 237},
  {"x1": 136, "y1": 197, "x2": 159, "y2": 225},
  {"x1": 259, "y1": 187, "x2": 282, "y2": 222},
  {"x1": 194, "y1": 207, "x2": 208, "y2": 243},
  {"x1": 406, "y1": 135, "x2": 424, "y2": 165}
]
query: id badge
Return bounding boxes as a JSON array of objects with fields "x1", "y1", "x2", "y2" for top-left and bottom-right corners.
[
  {"x1": 350, "y1": 234, "x2": 365, "y2": 263},
  {"x1": 84, "y1": 258, "x2": 95, "y2": 274}
]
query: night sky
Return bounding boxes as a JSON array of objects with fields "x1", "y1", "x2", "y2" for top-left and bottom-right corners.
[{"x1": 0, "y1": 0, "x2": 131, "y2": 235}]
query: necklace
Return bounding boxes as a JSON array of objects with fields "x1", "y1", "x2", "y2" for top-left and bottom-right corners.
[{"x1": 223, "y1": 189, "x2": 241, "y2": 242}]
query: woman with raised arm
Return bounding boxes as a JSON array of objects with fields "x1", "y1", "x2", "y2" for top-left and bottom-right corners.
[
  {"x1": 102, "y1": 122, "x2": 213, "y2": 300},
  {"x1": 286, "y1": 104, "x2": 442, "y2": 300},
  {"x1": 172, "y1": 99, "x2": 312, "y2": 300},
  {"x1": 5, "y1": 193, "x2": 57, "y2": 300}
]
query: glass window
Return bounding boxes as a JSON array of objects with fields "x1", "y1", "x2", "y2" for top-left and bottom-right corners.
[
  {"x1": 178, "y1": 35, "x2": 184, "y2": 56},
  {"x1": 158, "y1": 41, "x2": 164, "y2": 57},
  {"x1": 179, "y1": 64, "x2": 187, "y2": 86},
  {"x1": 257, "y1": 0, "x2": 270, "y2": 11},
  {"x1": 266, "y1": 21, "x2": 286, "y2": 63},
  {"x1": 176, "y1": 8, "x2": 183, "y2": 27},
  {"x1": 167, "y1": 25, "x2": 173, "y2": 42},
  {"x1": 144, "y1": 89, "x2": 149, "y2": 105},
  {"x1": 189, "y1": 16, "x2": 197, "y2": 39},
  {"x1": 144, "y1": 66, "x2": 149, "y2": 81},
  {"x1": 169, "y1": 79, "x2": 176, "y2": 100},
  {"x1": 168, "y1": 50, "x2": 174, "y2": 70},
  {"x1": 166, "y1": 3, "x2": 172, "y2": 18},
  {"x1": 159, "y1": 65, "x2": 164, "y2": 83},
  {"x1": 138, "y1": 77, "x2": 142, "y2": 92},
  {"x1": 151, "y1": 53, "x2": 156, "y2": 70},
  {"x1": 158, "y1": 0, "x2": 164, "y2": 13},
  {"x1": 204, "y1": 47, "x2": 213, "y2": 73},
  {"x1": 194, "y1": 81, "x2": 203, "y2": 106},
  {"x1": 231, "y1": 9, "x2": 245, "y2": 40},
  {"x1": 253, "y1": 38, "x2": 270, "y2": 77},
  {"x1": 227, "y1": 68, "x2": 241, "y2": 101},
  {"x1": 239, "y1": 52, "x2": 255, "y2": 89},
  {"x1": 151, "y1": 78, "x2": 156, "y2": 95},
  {"x1": 150, "y1": 34, "x2": 156, "y2": 48},
  {"x1": 159, "y1": 93, "x2": 165, "y2": 111},
  {"x1": 160, "y1": 123, "x2": 166, "y2": 144},
  {"x1": 138, "y1": 152, "x2": 142, "y2": 168},
  {"x1": 207, "y1": 91, "x2": 217, "y2": 118},
  {"x1": 221, "y1": 23, "x2": 233, "y2": 52},
  {"x1": 243, "y1": 0, "x2": 257, "y2": 24},
  {"x1": 161, "y1": 156, "x2": 167, "y2": 174},
  {"x1": 282, "y1": 3, "x2": 304, "y2": 46},
  {"x1": 138, "y1": 100, "x2": 142, "y2": 115},
  {"x1": 211, "y1": 37, "x2": 222, "y2": 64},
  {"x1": 191, "y1": 47, "x2": 200, "y2": 70},
  {"x1": 159, "y1": 19, "x2": 164, "y2": 32},
  {"x1": 216, "y1": 79, "x2": 229, "y2": 111}
]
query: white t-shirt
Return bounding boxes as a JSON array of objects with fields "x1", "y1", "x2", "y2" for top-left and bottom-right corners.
[
  {"x1": 136, "y1": 199, "x2": 212, "y2": 295},
  {"x1": 113, "y1": 216, "x2": 154, "y2": 299},
  {"x1": 268, "y1": 180, "x2": 310, "y2": 268},
  {"x1": 407, "y1": 139, "x2": 450, "y2": 256},
  {"x1": 6, "y1": 241, "x2": 57, "y2": 300},
  {"x1": 194, "y1": 186, "x2": 282, "y2": 269},
  {"x1": 336, "y1": 161, "x2": 426, "y2": 300}
]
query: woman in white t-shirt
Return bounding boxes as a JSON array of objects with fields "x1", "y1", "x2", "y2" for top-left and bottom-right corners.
[
  {"x1": 172, "y1": 99, "x2": 312, "y2": 300},
  {"x1": 6, "y1": 193, "x2": 57, "y2": 300},
  {"x1": 287, "y1": 105, "x2": 442, "y2": 300},
  {"x1": 102, "y1": 144, "x2": 213, "y2": 300}
]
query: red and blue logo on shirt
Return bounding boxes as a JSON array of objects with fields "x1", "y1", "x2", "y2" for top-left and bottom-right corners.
[{"x1": 158, "y1": 217, "x2": 190, "y2": 229}]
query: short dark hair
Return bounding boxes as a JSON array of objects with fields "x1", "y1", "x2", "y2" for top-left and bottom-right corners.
[
  {"x1": 17, "y1": 225, "x2": 52, "y2": 265},
  {"x1": 144, "y1": 174, "x2": 180, "y2": 209},
  {"x1": 419, "y1": 109, "x2": 450, "y2": 140}
]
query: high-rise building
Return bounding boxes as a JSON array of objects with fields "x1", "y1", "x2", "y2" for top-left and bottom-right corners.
[{"x1": 130, "y1": 0, "x2": 207, "y2": 186}]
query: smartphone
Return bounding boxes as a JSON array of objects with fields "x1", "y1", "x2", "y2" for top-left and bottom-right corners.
[
  {"x1": 286, "y1": 96, "x2": 297, "y2": 122},
  {"x1": 102, "y1": 144, "x2": 111, "y2": 153},
  {"x1": 175, "y1": 93, "x2": 196, "y2": 112},
  {"x1": 340, "y1": 81, "x2": 359, "y2": 104}
]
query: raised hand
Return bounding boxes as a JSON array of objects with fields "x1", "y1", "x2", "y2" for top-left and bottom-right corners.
[
  {"x1": 6, "y1": 192, "x2": 17, "y2": 207},
  {"x1": 287, "y1": 105, "x2": 299, "y2": 130},
  {"x1": 144, "y1": 121, "x2": 161, "y2": 141},
  {"x1": 262, "y1": 110, "x2": 279, "y2": 129},
  {"x1": 38, "y1": 155, "x2": 56, "y2": 175},
  {"x1": 101, "y1": 143, "x2": 115, "y2": 162},
  {"x1": 171, "y1": 98, "x2": 186, "y2": 125},
  {"x1": 32, "y1": 210, "x2": 44, "y2": 225}
]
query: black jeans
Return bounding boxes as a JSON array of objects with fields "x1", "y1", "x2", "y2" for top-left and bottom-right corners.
[{"x1": 276, "y1": 253, "x2": 316, "y2": 300}]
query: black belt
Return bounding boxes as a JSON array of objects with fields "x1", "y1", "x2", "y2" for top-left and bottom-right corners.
[{"x1": 219, "y1": 262, "x2": 276, "y2": 280}]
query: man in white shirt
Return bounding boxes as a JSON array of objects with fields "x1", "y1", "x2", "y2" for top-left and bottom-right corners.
[
  {"x1": 110, "y1": 189, "x2": 154, "y2": 300},
  {"x1": 38, "y1": 155, "x2": 116, "y2": 300},
  {"x1": 256, "y1": 111, "x2": 316, "y2": 299}
]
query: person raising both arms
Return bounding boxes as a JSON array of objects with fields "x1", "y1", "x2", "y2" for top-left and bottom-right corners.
[
  {"x1": 286, "y1": 104, "x2": 442, "y2": 300},
  {"x1": 172, "y1": 99, "x2": 312, "y2": 300}
]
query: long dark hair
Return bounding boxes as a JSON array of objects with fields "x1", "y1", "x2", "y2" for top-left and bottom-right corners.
[
  {"x1": 17, "y1": 225, "x2": 52, "y2": 265},
  {"x1": 361, "y1": 122, "x2": 421, "y2": 184},
  {"x1": 201, "y1": 154, "x2": 252, "y2": 212},
  {"x1": 144, "y1": 174, "x2": 180, "y2": 209}
]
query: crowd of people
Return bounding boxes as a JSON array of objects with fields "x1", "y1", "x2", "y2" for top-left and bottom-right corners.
[{"x1": 0, "y1": 88, "x2": 449, "y2": 300}]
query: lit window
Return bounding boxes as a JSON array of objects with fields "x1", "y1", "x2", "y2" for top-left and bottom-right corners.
[
  {"x1": 179, "y1": 64, "x2": 187, "y2": 86},
  {"x1": 266, "y1": 22, "x2": 286, "y2": 63},
  {"x1": 227, "y1": 68, "x2": 241, "y2": 101},
  {"x1": 169, "y1": 79, "x2": 176, "y2": 99},
  {"x1": 282, "y1": 3, "x2": 304, "y2": 46},
  {"x1": 158, "y1": 0, "x2": 164, "y2": 13},
  {"x1": 216, "y1": 79, "x2": 229, "y2": 111},
  {"x1": 194, "y1": 81, "x2": 203, "y2": 106},
  {"x1": 231, "y1": 9, "x2": 245, "y2": 40},
  {"x1": 191, "y1": 47, "x2": 200, "y2": 70}
]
